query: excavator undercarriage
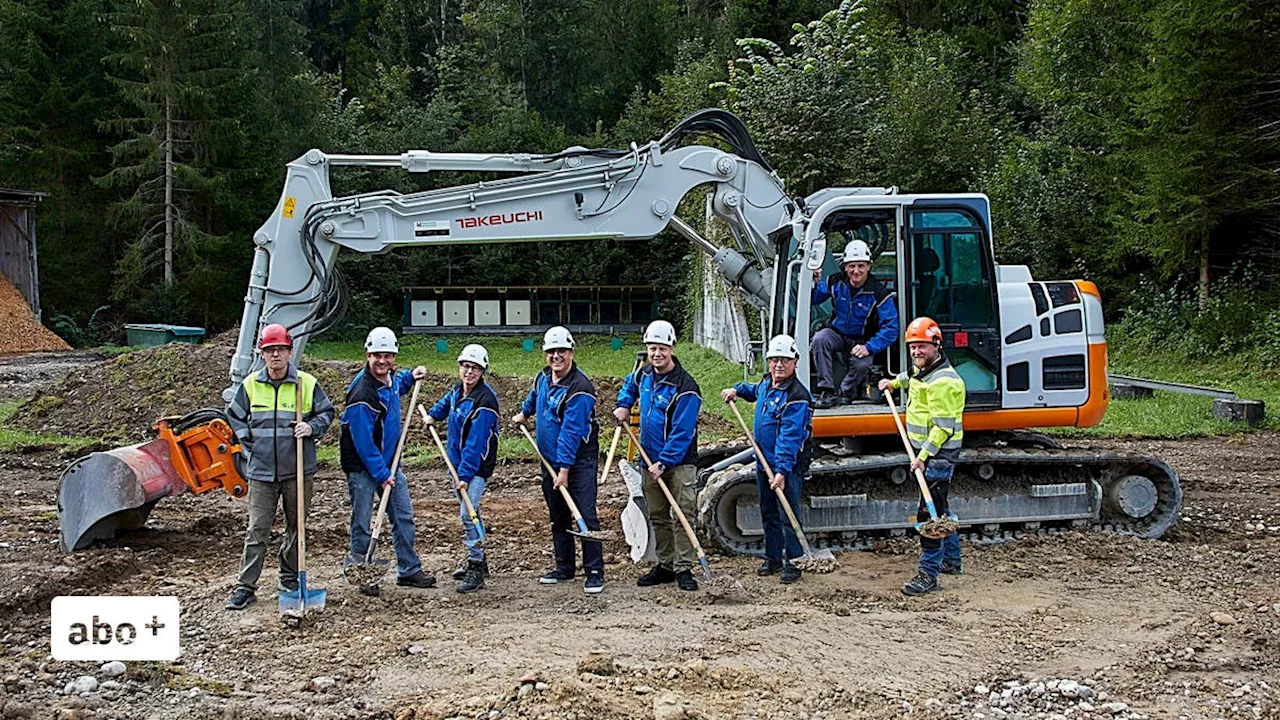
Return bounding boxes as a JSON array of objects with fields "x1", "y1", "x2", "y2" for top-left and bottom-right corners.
[{"x1": 696, "y1": 432, "x2": 1182, "y2": 556}]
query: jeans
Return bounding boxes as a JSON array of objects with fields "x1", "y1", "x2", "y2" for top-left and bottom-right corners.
[
  {"x1": 458, "y1": 476, "x2": 487, "y2": 562},
  {"x1": 755, "y1": 467, "x2": 805, "y2": 564},
  {"x1": 917, "y1": 458, "x2": 961, "y2": 577},
  {"x1": 540, "y1": 461, "x2": 603, "y2": 575},
  {"x1": 346, "y1": 468, "x2": 422, "y2": 578},
  {"x1": 641, "y1": 464, "x2": 698, "y2": 573},
  {"x1": 235, "y1": 476, "x2": 313, "y2": 591},
  {"x1": 811, "y1": 327, "x2": 874, "y2": 394}
]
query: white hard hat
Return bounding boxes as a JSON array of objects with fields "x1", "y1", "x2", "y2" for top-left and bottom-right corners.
[
  {"x1": 841, "y1": 239, "x2": 872, "y2": 264},
  {"x1": 458, "y1": 343, "x2": 489, "y2": 369},
  {"x1": 765, "y1": 334, "x2": 799, "y2": 360},
  {"x1": 543, "y1": 326, "x2": 575, "y2": 351},
  {"x1": 364, "y1": 326, "x2": 399, "y2": 354},
  {"x1": 642, "y1": 320, "x2": 676, "y2": 346}
]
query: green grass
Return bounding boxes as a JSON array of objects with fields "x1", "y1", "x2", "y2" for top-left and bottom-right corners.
[
  {"x1": 1047, "y1": 342, "x2": 1280, "y2": 439},
  {"x1": 0, "y1": 401, "x2": 101, "y2": 452}
]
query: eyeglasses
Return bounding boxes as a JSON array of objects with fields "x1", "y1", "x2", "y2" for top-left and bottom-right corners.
[
  {"x1": 767, "y1": 357, "x2": 794, "y2": 365},
  {"x1": 262, "y1": 347, "x2": 290, "y2": 355},
  {"x1": 545, "y1": 349, "x2": 570, "y2": 356}
]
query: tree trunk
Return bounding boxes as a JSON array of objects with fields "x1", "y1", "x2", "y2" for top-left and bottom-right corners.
[
  {"x1": 1198, "y1": 233, "x2": 1210, "y2": 312},
  {"x1": 164, "y1": 93, "x2": 174, "y2": 287}
]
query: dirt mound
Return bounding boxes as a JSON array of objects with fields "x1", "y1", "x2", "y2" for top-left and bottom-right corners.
[{"x1": 0, "y1": 273, "x2": 70, "y2": 355}]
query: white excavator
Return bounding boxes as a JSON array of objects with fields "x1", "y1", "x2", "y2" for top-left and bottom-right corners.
[{"x1": 57, "y1": 109, "x2": 1180, "y2": 554}]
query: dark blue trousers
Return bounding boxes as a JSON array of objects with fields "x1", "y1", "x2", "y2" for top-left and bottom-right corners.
[{"x1": 540, "y1": 460, "x2": 603, "y2": 575}]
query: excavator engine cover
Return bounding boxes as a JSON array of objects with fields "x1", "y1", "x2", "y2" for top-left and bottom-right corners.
[{"x1": 57, "y1": 409, "x2": 246, "y2": 552}]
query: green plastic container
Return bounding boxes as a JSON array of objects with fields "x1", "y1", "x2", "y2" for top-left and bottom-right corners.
[{"x1": 124, "y1": 323, "x2": 206, "y2": 347}]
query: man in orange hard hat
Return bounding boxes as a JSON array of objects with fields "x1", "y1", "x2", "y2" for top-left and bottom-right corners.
[
  {"x1": 879, "y1": 316, "x2": 964, "y2": 596},
  {"x1": 225, "y1": 323, "x2": 335, "y2": 610}
]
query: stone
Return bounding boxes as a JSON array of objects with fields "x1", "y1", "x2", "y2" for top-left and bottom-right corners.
[
  {"x1": 518, "y1": 683, "x2": 533, "y2": 699},
  {"x1": 1210, "y1": 612, "x2": 1237, "y2": 625},
  {"x1": 519, "y1": 672, "x2": 540, "y2": 684},
  {"x1": 1101, "y1": 702, "x2": 1129, "y2": 714},
  {"x1": 1059, "y1": 680, "x2": 1080, "y2": 698},
  {"x1": 63, "y1": 676, "x2": 98, "y2": 695},
  {"x1": 653, "y1": 693, "x2": 685, "y2": 720},
  {"x1": 535, "y1": 682, "x2": 549, "y2": 692},
  {"x1": 635, "y1": 685, "x2": 654, "y2": 695},
  {"x1": 974, "y1": 684, "x2": 990, "y2": 695},
  {"x1": 577, "y1": 653, "x2": 616, "y2": 676},
  {"x1": 407, "y1": 645, "x2": 426, "y2": 655},
  {"x1": 99, "y1": 661, "x2": 126, "y2": 679},
  {"x1": 683, "y1": 659, "x2": 707, "y2": 676},
  {"x1": 310, "y1": 676, "x2": 336, "y2": 692},
  {"x1": 99, "y1": 681, "x2": 121, "y2": 691}
]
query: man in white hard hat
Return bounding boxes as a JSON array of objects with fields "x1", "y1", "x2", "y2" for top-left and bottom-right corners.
[
  {"x1": 340, "y1": 327, "x2": 434, "y2": 596},
  {"x1": 511, "y1": 326, "x2": 605, "y2": 594},
  {"x1": 720, "y1": 334, "x2": 814, "y2": 584},
  {"x1": 613, "y1": 320, "x2": 703, "y2": 591},
  {"x1": 810, "y1": 239, "x2": 899, "y2": 408},
  {"x1": 422, "y1": 344, "x2": 500, "y2": 594}
]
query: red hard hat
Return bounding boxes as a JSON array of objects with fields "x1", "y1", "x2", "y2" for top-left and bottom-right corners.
[
  {"x1": 257, "y1": 323, "x2": 293, "y2": 350},
  {"x1": 904, "y1": 317, "x2": 943, "y2": 345}
]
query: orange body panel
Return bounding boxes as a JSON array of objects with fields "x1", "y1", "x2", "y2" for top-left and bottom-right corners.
[
  {"x1": 155, "y1": 419, "x2": 248, "y2": 498},
  {"x1": 812, "y1": 342, "x2": 1110, "y2": 438}
]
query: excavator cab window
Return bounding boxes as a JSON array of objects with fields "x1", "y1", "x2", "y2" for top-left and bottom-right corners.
[{"x1": 907, "y1": 207, "x2": 1001, "y2": 402}]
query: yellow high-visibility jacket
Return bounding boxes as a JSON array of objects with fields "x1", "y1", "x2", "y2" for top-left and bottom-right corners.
[{"x1": 888, "y1": 356, "x2": 965, "y2": 462}]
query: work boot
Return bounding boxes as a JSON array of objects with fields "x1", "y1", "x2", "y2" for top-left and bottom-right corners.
[
  {"x1": 359, "y1": 583, "x2": 381, "y2": 597},
  {"x1": 780, "y1": 564, "x2": 802, "y2": 584},
  {"x1": 813, "y1": 390, "x2": 838, "y2": 410},
  {"x1": 456, "y1": 560, "x2": 486, "y2": 594},
  {"x1": 584, "y1": 570, "x2": 605, "y2": 595},
  {"x1": 675, "y1": 570, "x2": 699, "y2": 591},
  {"x1": 901, "y1": 571, "x2": 940, "y2": 596},
  {"x1": 396, "y1": 571, "x2": 437, "y2": 589},
  {"x1": 757, "y1": 559, "x2": 783, "y2": 576},
  {"x1": 453, "y1": 558, "x2": 489, "y2": 580},
  {"x1": 225, "y1": 587, "x2": 256, "y2": 610},
  {"x1": 539, "y1": 567, "x2": 574, "y2": 584},
  {"x1": 940, "y1": 559, "x2": 964, "y2": 575},
  {"x1": 636, "y1": 565, "x2": 676, "y2": 587}
]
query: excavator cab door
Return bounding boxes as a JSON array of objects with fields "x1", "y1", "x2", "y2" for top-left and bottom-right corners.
[{"x1": 905, "y1": 199, "x2": 1002, "y2": 408}]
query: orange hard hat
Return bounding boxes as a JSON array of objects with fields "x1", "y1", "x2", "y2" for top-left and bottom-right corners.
[
  {"x1": 257, "y1": 323, "x2": 293, "y2": 350},
  {"x1": 904, "y1": 317, "x2": 943, "y2": 345}
]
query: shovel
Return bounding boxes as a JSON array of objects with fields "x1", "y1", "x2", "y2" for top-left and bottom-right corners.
[
  {"x1": 280, "y1": 381, "x2": 327, "y2": 619},
  {"x1": 344, "y1": 380, "x2": 421, "y2": 587},
  {"x1": 423, "y1": 414, "x2": 485, "y2": 541},
  {"x1": 517, "y1": 423, "x2": 613, "y2": 543},
  {"x1": 728, "y1": 400, "x2": 836, "y2": 573},
  {"x1": 885, "y1": 392, "x2": 960, "y2": 540},
  {"x1": 622, "y1": 424, "x2": 744, "y2": 595}
]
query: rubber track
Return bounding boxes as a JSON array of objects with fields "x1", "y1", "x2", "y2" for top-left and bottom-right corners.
[{"x1": 696, "y1": 446, "x2": 1182, "y2": 557}]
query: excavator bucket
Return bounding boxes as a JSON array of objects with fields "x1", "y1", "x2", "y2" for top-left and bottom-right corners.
[{"x1": 57, "y1": 411, "x2": 247, "y2": 552}]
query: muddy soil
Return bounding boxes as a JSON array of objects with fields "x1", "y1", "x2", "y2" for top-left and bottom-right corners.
[{"x1": 0, "y1": 429, "x2": 1275, "y2": 719}]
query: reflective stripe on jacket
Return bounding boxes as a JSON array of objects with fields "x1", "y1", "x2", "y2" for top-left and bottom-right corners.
[
  {"x1": 889, "y1": 357, "x2": 965, "y2": 462},
  {"x1": 520, "y1": 363, "x2": 600, "y2": 469},
  {"x1": 427, "y1": 381, "x2": 500, "y2": 484},
  {"x1": 616, "y1": 357, "x2": 702, "y2": 468},
  {"x1": 731, "y1": 374, "x2": 813, "y2": 477},
  {"x1": 226, "y1": 364, "x2": 335, "y2": 482}
]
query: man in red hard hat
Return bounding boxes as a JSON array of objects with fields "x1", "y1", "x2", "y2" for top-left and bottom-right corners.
[{"x1": 224, "y1": 323, "x2": 335, "y2": 610}]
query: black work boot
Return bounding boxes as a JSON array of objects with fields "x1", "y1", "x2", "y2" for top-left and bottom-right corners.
[
  {"x1": 456, "y1": 560, "x2": 486, "y2": 594},
  {"x1": 940, "y1": 559, "x2": 964, "y2": 575},
  {"x1": 813, "y1": 390, "x2": 838, "y2": 410},
  {"x1": 780, "y1": 564, "x2": 802, "y2": 584},
  {"x1": 675, "y1": 570, "x2": 699, "y2": 591},
  {"x1": 225, "y1": 587, "x2": 256, "y2": 610},
  {"x1": 901, "y1": 571, "x2": 940, "y2": 596},
  {"x1": 636, "y1": 565, "x2": 676, "y2": 587},
  {"x1": 359, "y1": 583, "x2": 380, "y2": 597},
  {"x1": 396, "y1": 571, "x2": 437, "y2": 589},
  {"x1": 453, "y1": 558, "x2": 489, "y2": 580},
  {"x1": 757, "y1": 559, "x2": 783, "y2": 576}
]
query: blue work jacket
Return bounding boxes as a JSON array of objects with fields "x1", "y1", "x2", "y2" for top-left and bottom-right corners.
[
  {"x1": 616, "y1": 358, "x2": 702, "y2": 467},
  {"x1": 520, "y1": 363, "x2": 600, "y2": 469},
  {"x1": 427, "y1": 381, "x2": 500, "y2": 484},
  {"x1": 811, "y1": 273, "x2": 899, "y2": 352},
  {"x1": 732, "y1": 374, "x2": 813, "y2": 477},
  {"x1": 339, "y1": 367, "x2": 416, "y2": 481}
]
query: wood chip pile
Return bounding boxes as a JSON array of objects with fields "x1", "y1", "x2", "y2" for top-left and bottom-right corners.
[{"x1": 0, "y1": 274, "x2": 70, "y2": 354}]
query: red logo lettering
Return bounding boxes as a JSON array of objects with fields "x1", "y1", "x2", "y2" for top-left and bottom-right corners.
[{"x1": 456, "y1": 210, "x2": 544, "y2": 230}]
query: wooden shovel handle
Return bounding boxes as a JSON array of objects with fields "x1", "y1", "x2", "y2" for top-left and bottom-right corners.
[
  {"x1": 367, "y1": 379, "x2": 421, "y2": 553},
  {"x1": 623, "y1": 424, "x2": 707, "y2": 561},
  {"x1": 884, "y1": 391, "x2": 939, "y2": 516},
  {"x1": 727, "y1": 399, "x2": 814, "y2": 557}
]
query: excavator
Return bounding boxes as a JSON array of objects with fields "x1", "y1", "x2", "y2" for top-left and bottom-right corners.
[{"x1": 57, "y1": 109, "x2": 1181, "y2": 554}]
